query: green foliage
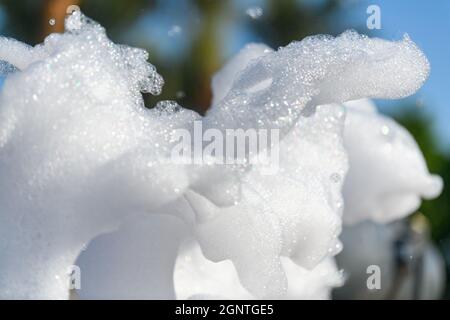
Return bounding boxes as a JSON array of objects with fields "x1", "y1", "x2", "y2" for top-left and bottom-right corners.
[{"x1": 0, "y1": 0, "x2": 42, "y2": 43}]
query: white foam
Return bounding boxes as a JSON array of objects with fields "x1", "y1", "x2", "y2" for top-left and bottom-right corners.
[
  {"x1": 0, "y1": 11, "x2": 434, "y2": 299},
  {"x1": 174, "y1": 241, "x2": 342, "y2": 300},
  {"x1": 205, "y1": 31, "x2": 430, "y2": 140},
  {"x1": 342, "y1": 99, "x2": 443, "y2": 225},
  {"x1": 0, "y1": 12, "x2": 195, "y2": 298},
  {"x1": 187, "y1": 44, "x2": 346, "y2": 298}
]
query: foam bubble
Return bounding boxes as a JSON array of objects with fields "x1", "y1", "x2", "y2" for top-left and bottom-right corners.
[
  {"x1": 205, "y1": 31, "x2": 430, "y2": 141},
  {"x1": 341, "y1": 99, "x2": 443, "y2": 225}
]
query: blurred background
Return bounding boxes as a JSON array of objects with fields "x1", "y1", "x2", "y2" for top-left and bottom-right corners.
[{"x1": 0, "y1": 0, "x2": 448, "y2": 299}]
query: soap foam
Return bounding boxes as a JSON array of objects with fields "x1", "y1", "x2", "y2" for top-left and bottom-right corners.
[
  {"x1": 0, "y1": 11, "x2": 434, "y2": 299},
  {"x1": 0, "y1": 11, "x2": 195, "y2": 298},
  {"x1": 342, "y1": 99, "x2": 443, "y2": 225}
]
